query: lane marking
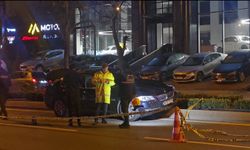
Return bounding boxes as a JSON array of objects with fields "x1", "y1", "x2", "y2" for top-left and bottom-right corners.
[
  {"x1": 0, "y1": 122, "x2": 77, "y2": 133},
  {"x1": 144, "y1": 137, "x2": 250, "y2": 149}
]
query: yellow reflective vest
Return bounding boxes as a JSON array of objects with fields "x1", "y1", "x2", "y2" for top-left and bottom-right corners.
[{"x1": 92, "y1": 70, "x2": 115, "y2": 104}]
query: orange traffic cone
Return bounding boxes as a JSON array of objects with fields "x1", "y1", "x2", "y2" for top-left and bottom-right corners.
[{"x1": 170, "y1": 107, "x2": 186, "y2": 143}]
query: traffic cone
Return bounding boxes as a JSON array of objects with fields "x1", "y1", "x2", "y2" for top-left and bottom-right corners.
[{"x1": 170, "y1": 107, "x2": 186, "y2": 143}]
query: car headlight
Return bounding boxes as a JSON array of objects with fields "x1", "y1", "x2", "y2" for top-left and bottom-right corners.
[
  {"x1": 186, "y1": 72, "x2": 196, "y2": 76},
  {"x1": 131, "y1": 96, "x2": 155, "y2": 107}
]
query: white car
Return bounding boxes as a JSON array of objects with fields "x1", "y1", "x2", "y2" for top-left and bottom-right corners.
[
  {"x1": 217, "y1": 35, "x2": 250, "y2": 53},
  {"x1": 19, "y1": 49, "x2": 64, "y2": 72},
  {"x1": 97, "y1": 45, "x2": 131, "y2": 56},
  {"x1": 173, "y1": 52, "x2": 227, "y2": 82}
]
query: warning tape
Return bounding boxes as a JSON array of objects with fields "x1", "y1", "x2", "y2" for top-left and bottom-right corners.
[
  {"x1": 0, "y1": 104, "x2": 175, "y2": 122},
  {"x1": 177, "y1": 98, "x2": 250, "y2": 142}
]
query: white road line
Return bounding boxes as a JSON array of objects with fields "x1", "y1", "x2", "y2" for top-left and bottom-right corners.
[
  {"x1": 0, "y1": 122, "x2": 77, "y2": 133},
  {"x1": 144, "y1": 137, "x2": 250, "y2": 149}
]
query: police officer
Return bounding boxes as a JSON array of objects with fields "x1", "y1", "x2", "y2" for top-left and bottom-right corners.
[
  {"x1": 0, "y1": 59, "x2": 11, "y2": 119},
  {"x1": 117, "y1": 69, "x2": 136, "y2": 128},
  {"x1": 92, "y1": 63, "x2": 115, "y2": 124},
  {"x1": 63, "y1": 68, "x2": 82, "y2": 127}
]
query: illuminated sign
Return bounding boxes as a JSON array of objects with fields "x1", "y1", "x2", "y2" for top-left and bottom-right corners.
[
  {"x1": 40, "y1": 24, "x2": 60, "y2": 31},
  {"x1": 28, "y1": 23, "x2": 40, "y2": 35},
  {"x1": 21, "y1": 36, "x2": 39, "y2": 41},
  {"x1": 6, "y1": 28, "x2": 16, "y2": 33},
  {"x1": 7, "y1": 36, "x2": 15, "y2": 44}
]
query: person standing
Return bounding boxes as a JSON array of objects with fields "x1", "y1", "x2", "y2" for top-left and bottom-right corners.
[
  {"x1": 0, "y1": 59, "x2": 11, "y2": 119},
  {"x1": 117, "y1": 70, "x2": 136, "y2": 129},
  {"x1": 92, "y1": 63, "x2": 115, "y2": 124},
  {"x1": 63, "y1": 68, "x2": 82, "y2": 127}
]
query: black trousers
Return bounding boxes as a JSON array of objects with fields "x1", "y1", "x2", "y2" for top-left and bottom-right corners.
[
  {"x1": 65, "y1": 87, "x2": 81, "y2": 118},
  {"x1": 0, "y1": 89, "x2": 8, "y2": 117},
  {"x1": 121, "y1": 97, "x2": 130, "y2": 124}
]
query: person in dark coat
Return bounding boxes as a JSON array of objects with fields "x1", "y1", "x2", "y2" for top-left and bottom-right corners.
[
  {"x1": 116, "y1": 69, "x2": 136, "y2": 128},
  {"x1": 0, "y1": 59, "x2": 11, "y2": 119},
  {"x1": 62, "y1": 68, "x2": 82, "y2": 127}
]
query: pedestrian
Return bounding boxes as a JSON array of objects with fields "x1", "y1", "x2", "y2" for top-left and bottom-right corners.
[
  {"x1": 62, "y1": 68, "x2": 82, "y2": 127},
  {"x1": 116, "y1": 69, "x2": 136, "y2": 129},
  {"x1": 92, "y1": 63, "x2": 115, "y2": 124},
  {"x1": 0, "y1": 59, "x2": 11, "y2": 120}
]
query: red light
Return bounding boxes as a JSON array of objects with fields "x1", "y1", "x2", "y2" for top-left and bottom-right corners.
[
  {"x1": 21, "y1": 36, "x2": 39, "y2": 41},
  {"x1": 32, "y1": 78, "x2": 37, "y2": 83}
]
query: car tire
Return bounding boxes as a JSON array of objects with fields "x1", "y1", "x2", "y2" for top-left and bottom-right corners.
[
  {"x1": 117, "y1": 100, "x2": 140, "y2": 121},
  {"x1": 241, "y1": 45, "x2": 248, "y2": 49},
  {"x1": 35, "y1": 65, "x2": 44, "y2": 72},
  {"x1": 238, "y1": 72, "x2": 246, "y2": 82},
  {"x1": 53, "y1": 100, "x2": 68, "y2": 117},
  {"x1": 196, "y1": 72, "x2": 204, "y2": 82}
]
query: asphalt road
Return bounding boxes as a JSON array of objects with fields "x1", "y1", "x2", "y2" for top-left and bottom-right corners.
[{"x1": 0, "y1": 105, "x2": 249, "y2": 150}]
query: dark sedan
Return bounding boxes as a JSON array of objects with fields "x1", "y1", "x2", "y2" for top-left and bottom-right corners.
[
  {"x1": 138, "y1": 53, "x2": 189, "y2": 82},
  {"x1": 44, "y1": 69, "x2": 176, "y2": 121},
  {"x1": 212, "y1": 49, "x2": 250, "y2": 82}
]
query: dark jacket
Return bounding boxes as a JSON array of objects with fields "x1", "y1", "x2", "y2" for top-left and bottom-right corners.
[{"x1": 116, "y1": 72, "x2": 136, "y2": 100}]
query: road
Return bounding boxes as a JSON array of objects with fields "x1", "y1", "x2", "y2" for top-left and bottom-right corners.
[{"x1": 0, "y1": 103, "x2": 249, "y2": 150}]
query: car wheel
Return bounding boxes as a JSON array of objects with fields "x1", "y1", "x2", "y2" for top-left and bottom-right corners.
[
  {"x1": 117, "y1": 100, "x2": 140, "y2": 121},
  {"x1": 53, "y1": 100, "x2": 67, "y2": 117},
  {"x1": 241, "y1": 45, "x2": 248, "y2": 49},
  {"x1": 196, "y1": 72, "x2": 204, "y2": 82},
  {"x1": 35, "y1": 65, "x2": 44, "y2": 72},
  {"x1": 238, "y1": 72, "x2": 246, "y2": 82}
]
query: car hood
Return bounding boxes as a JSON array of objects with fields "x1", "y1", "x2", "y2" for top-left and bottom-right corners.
[
  {"x1": 135, "y1": 80, "x2": 173, "y2": 96},
  {"x1": 174, "y1": 65, "x2": 202, "y2": 73},
  {"x1": 213, "y1": 63, "x2": 243, "y2": 73},
  {"x1": 20, "y1": 59, "x2": 41, "y2": 66},
  {"x1": 141, "y1": 66, "x2": 162, "y2": 74}
]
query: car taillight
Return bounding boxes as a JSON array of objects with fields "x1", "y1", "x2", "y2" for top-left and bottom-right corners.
[{"x1": 32, "y1": 78, "x2": 37, "y2": 83}]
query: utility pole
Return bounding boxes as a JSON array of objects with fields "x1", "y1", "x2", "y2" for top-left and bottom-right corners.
[{"x1": 64, "y1": 1, "x2": 70, "y2": 69}]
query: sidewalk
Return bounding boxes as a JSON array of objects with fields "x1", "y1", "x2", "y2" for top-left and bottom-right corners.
[{"x1": 178, "y1": 90, "x2": 250, "y2": 100}]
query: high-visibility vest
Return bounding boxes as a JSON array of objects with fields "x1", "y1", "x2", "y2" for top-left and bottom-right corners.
[{"x1": 92, "y1": 70, "x2": 115, "y2": 104}]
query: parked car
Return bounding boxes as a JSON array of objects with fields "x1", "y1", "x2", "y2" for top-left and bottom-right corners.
[
  {"x1": 212, "y1": 49, "x2": 250, "y2": 82},
  {"x1": 216, "y1": 35, "x2": 250, "y2": 53},
  {"x1": 173, "y1": 52, "x2": 226, "y2": 82},
  {"x1": 44, "y1": 69, "x2": 176, "y2": 121},
  {"x1": 97, "y1": 45, "x2": 131, "y2": 56},
  {"x1": 19, "y1": 49, "x2": 64, "y2": 72},
  {"x1": 138, "y1": 53, "x2": 189, "y2": 82},
  {"x1": 9, "y1": 71, "x2": 47, "y2": 100}
]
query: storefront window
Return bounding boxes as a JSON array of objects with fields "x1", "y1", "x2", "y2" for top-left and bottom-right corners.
[{"x1": 198, "y1": 1, "x2": 250, "y2": 54}]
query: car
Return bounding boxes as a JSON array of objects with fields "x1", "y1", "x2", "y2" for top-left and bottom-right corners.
[
  {"x1": 216, "y1": 35, "x2": 250, "y2": 53},
  {"x1": 212, "y1": 49, "x2": 250, "y2": 83},
  {"x1": 138, "y1": 53, "x2": 189, "y2": 82},
  {"x1": 19, "y1": 49, "x2": 64, "y2": 72},
  {"x1": 173, "y1": 52, "x2": 226, "y2": 82},
  {"x1": 44, "y1": 69, "x2": 176, "y2": 121},
  {"x1": 97, "y1": 45, "x2": 131, "y2": 56},
  {"x1": 9, "y1": 71, "x2": 48, "y2": 100}
]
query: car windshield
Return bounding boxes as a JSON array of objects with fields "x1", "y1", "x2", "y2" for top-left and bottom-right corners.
[
  {"x1": 223, "y1": 54, "x2": 246, "y2": 64},
  {"x1": 183, "y1": 56, "x2": 204, "y2": 66},
  {"x1": 147, "y1": 57, "x2": 168, "y2": 66}
]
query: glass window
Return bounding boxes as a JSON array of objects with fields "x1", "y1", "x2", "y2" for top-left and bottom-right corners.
[{"x1": 183, "y1": 56, "x2": 204, "y2": 66}]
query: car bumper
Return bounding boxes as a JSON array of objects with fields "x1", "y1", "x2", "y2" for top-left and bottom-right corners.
[{"x1": 213, "y1": 73, "x2": 238, "y2": 83}]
